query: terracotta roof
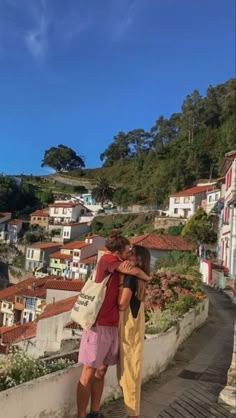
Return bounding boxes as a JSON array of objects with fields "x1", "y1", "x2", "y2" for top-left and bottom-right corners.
[
  {"x1": 22, "y1": 288, "x2": 46, "y2": 298},
  {"x1": 49, "y1": 251, "x2": 73, "y2": 260},
  {"x1": 0, "y1": 278, "x2": 36, "y2": 300},
  {"x1": 0, "y1": 212, "x2": 11, "y2": 218},
  {"x1": 1, "y1": 322, "x2": 36, "y2": 343},
  {"x1": 130, "y1": 233, "x2": 193, "y2": 251},
  {"x1": 49, "y1": 202, "x2": 81, "y2": 208},
  {"x1": 7, "y1": 219, "x2": 22, "y2": 225},
  {"x1": 170, "y1": 185, "x2": 215, "y2": 197},
  {"x1": 61, "y1": 240, "x2": 90, "y2": 250},
  {"x1": 86, "y1": 234, "x2": 100, "y2": 238},
  {"x1": 30, "y1": 209, "x2": 49, "y2": 217},
  {"x1": 44, "y1": 279, "x2": 84, "y2": 291},
  {"x1": 27, "y1": 242, "x2": 61, "y2": 249},
  {"x1": 80, "y1": 255, "x2": 97, "y2": 264},
  {"x1": 37, "y1": 296, "x2": 78, "y2": 321},
  {"x1": 0, "y1": 275, "x2": 63, "y2": 301}
]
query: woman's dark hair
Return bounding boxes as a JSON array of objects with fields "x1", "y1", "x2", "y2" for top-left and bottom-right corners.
[
  {"x1": 132, "y1": 245, "x2": 151, "y2": 302},
  {"x1": 133, "y1": 245, "x2": 151, "y2": 275},
  {"x1": 105, "y1": 229, "x2": 130, "y2": 253}
]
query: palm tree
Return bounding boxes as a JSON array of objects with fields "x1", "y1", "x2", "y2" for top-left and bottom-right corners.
[{"x1": 92, "y1": 177, "x2": 115, "y2": 207}]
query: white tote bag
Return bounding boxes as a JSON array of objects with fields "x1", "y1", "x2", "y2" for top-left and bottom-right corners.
[{"x1": 70, "y1": 272, "x2": 111, "y2": 330}]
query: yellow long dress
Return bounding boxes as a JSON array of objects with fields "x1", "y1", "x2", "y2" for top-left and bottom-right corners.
[{"x1": 118, "y1": 290, "x2": 145, "y2": 417}]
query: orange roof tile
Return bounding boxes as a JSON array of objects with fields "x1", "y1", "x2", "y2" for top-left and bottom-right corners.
[
  {"x1": 7, "y1": 219, "x2": 22, "y2": 225},
  {"x1": 44, "y1": 279, "x2": 84, "y2": 291},
  {"x1": 22, "y1": 288, "x2": 46, "y2": 298},
  {"x1": 130, "y1": 233, "x2": 193, "y2": 251},
  {"x1": 49, "y1": 251, "x2": 73, "y2": 260},
  {"x1": 0, "y1": 278, "x2": 36, "y2": 300},
  {"x1": 37, "y1": 296, "x2": 78, "y2": 321},
  {"x1": 170, "y1": 185, "x2": 215, "y2": 197},
  {"x1": 1, "y1": 322, "x2": 36, "y2": 343},
  {"x1": 61, "y1": 240, "x2": 90, "y2": 250},
  {"x1": 27, "y1": 242, "x2": 61, "y2": 249},
  {"x1": 30, "y1": 209, "x2": 49, "y2": 217},
  {"x1": 49, "y1": 202, "x2": 80, "y2": 208}
]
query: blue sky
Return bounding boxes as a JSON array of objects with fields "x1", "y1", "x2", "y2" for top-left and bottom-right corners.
[{"x1": 0, "y1": 0, "x2": 235, "y2": 174}]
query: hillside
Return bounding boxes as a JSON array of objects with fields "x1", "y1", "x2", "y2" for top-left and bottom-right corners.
[{"x1": 62, "y1": 78, "x2": 236, "y2": 206}]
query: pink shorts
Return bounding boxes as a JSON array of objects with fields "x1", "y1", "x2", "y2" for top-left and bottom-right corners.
[{"x1": 78, "y1": 325, "x2": 119, "y2": 369}]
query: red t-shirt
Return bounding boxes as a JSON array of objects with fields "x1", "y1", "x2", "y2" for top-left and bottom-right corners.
[{"x1": 95, "y1": 253, "x2": 121, "y2": 327}]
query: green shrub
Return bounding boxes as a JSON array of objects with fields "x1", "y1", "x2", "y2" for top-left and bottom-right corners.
[{"x1": 0, "y1": 351, "x2": 75, "y2": 391}]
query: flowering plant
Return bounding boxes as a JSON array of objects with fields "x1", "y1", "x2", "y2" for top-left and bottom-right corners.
[
  {"x1": 0, "y1": 351, "x2": 75, "y2": 391},
  {"x1": 145, "y1": 271, "x2": 205, "y2": 334}
]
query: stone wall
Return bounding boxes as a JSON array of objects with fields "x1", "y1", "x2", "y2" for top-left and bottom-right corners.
[{"x1": 0, "y1": 298, "x2": 209, "y2": 418}]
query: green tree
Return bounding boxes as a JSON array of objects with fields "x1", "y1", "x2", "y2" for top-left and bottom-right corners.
[
  {"x1": 92, "y1": 177, "x2": 115, "y2": 207},
  {"x1": 41, "y1": 145, "x2": 85, "y2": 172},
  {"x1": 181, "y1": 208, "x2": 217, "y2": 245},
  {"x1": 100, "y1": 132, "x2": 130, "y2": 166}
]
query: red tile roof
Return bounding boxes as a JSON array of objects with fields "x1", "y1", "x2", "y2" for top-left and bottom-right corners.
[
  {"x1": 37, "y1": 296, "x2": 78, "y2": 321},
  {"x1": 49, "y1": 202, "x2": 81, "y2": 208},
  {"x1": 64, "y1": 320, "x2": 82, "y2": 329},
  {"x1": 0, "y1": 278, "x2": 36, "y2": 300},
  {"x1": 170, "y1": 185, "x2": 215, "y2": 197},
  {"x1": 0, "y1": 275, "x2": 63, "y2": 301},
  {"x1": 22, "y1": 288, "x2": 46, "y2": 298},
  {"x1": 80, "y1": 255, "x2": 97, "y2": 264},
  {"x1": 7, "y1": 219, "x2": 22, "y2": 225},
  {"x1": 44, "y1": 279, "x2": 84, "y2": 291},
  {"x1": 0, "y1": 212, "x2": 11, "y2": 218},
  {"x1": 130, "y1": 233, "x2": 193, "y2": 251},
  {"x1": 49, "y1": 251, "x2": 73, "y2": 260},
  {"x1": 30, "y1": 209, "x2": 49, "y2": 217},
  {"x1": 86, "y1": 234, "x2": 100, "y2": 238},
  {"x1": 1, "y1": 322, "x2": 37, "y2": 343},
  {"x1": 27, "y1": 242, "x2": 61, "y2": 249},
  {"x1": 61, "y1": 240, "x2": 90, "y2": 250}
]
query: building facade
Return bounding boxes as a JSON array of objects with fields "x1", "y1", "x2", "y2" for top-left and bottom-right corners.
[{"x1": 218, "y1": 150, "x2": 236, "y2": 278}]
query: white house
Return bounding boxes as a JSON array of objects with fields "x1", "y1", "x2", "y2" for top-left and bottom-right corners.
[
  {"x1": 25, "y1": 242, "x2": 61, "y2": 271},
  {"x1": 168, "y1": 184, "x2": 217, "y2": 219},
  {"x1": 218, "y1": 150, "x2": 236, "y2": 278},
  {"x1": 0, "y1": 300, "x2": 14, "y2": 327},
  {"x1": 49, "y1": 235, "x2": 105, "y2": 278},
  {"x1": 50, "y1": 221, "x2": 90, "y2": 244},
  {"x1": 204, "y1": 189, "x2": 221, "y2": 214},
  {"x1": 0, "y1": 212, "x2": 22, "y2": 243},
  {"x1": 48, "y1": 202, "x2": 89, "y2": 225},
  {"x1": 44, "y1": 279, "x2": 84, "y2": 304},
  {"x1": 35, "y1": 295, "x2": 78, "y2": 356}
]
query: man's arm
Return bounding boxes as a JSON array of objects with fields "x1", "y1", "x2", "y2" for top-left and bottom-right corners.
[{"x1": 116, "y1": 260, "x2": 150, "y2": 281}]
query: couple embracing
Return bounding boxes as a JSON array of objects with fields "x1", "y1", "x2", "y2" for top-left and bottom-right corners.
[{"x1": 77, "y1": 229, "x2": 151, "y2": 418}]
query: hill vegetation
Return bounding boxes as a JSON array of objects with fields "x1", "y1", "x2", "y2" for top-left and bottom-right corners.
[{"x1": 67, "y1": 78, "x2": 236, "y2": 206}]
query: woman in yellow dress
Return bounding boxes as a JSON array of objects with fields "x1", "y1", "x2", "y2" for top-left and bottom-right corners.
[{"x1": 118, "y1": 245, "x2": 151, "y2": 418}]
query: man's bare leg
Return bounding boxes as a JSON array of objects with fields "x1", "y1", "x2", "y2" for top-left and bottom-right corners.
[
  {"x1": 90, "y1": 364, "x2": 108, "y2": 413},
  {"x1": 77, "y1": 365, "x2": 96, "y2": 418}
]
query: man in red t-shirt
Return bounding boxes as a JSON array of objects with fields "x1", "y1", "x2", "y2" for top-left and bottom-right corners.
[{"x1": 77, "y1": 231, "x2": 149, "y2": 418}]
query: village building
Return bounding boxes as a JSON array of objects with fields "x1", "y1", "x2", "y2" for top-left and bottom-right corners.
[
  {"x1": 0, "y1": 212, "x2": 23, "y2": 243},
  {"x1": 218, "y1": 150, "x2": 236, "y2": 278},
  {"x1": 25, "y1": 242, "x2": 61, "y2": 271},
  {"x1": 30, "y1": 208, "x2": 49, "y2": 230}
]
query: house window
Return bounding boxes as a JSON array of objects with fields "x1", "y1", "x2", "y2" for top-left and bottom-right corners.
[
  {"x1": 30, "y1": 250, "x2": 34, "y2": 259},
  {"x1": 3, "y1": 303, "x2": 6, "y2": 308},
  {"x1": 16, "y1": 297, "x2": 21, "y2": 303},
  {"x1": 37, "y1": 217, "x2": 41, "y2": 221},
  {"x1": 74, "y1": 251, "x2": 80, "y2": 257},
  {"x1": 54, "y1": 208, "x2": 59, "y2": 214},
  {"x1": 174, "y1": 197, "x2": 180, "y2": 204},
  {"x1": 209, "y1": 195, "x2": 212, "y2": 202},
  {"x1": 63, "y1": 208, "x2": 67, "y2": 214},
  {"x1": 184, "y1": 196, "x2": 191, "y2": 203},
  {"x1": 174, "y1": 208, "x2": 178, "y2": 214},
  {"x1": 27, "y1": 249, "x2": 30, "y2": 258}
]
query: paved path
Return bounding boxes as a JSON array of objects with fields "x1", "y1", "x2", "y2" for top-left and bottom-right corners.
[{"x1": 101, "y1": 287, "x2": 236, "y2": 417}]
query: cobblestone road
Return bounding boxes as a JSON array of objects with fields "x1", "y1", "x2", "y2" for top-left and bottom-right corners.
[{"x1": 101, "y1": 287, "x2": 236, "y2": 418}]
